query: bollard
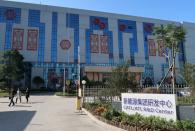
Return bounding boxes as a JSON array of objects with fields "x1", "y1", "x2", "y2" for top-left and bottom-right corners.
[{"x1": 76, "y1": 96, "x2": 81, "y2": 110}]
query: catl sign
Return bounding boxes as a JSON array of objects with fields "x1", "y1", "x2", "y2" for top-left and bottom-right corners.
[{"x1": 60, "y1": 40, "x2": 71, "y2": 50}]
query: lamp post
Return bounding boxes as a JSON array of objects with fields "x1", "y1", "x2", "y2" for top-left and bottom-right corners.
[
  {"x1": 63, "y1": 68, "x2": 68, "y2": 95},
  {"x1": 82, "y1": 80, "x2": 86, "y2": 106},
  {"x1": 63, "y1": 68, "x2": 65, "y2": 95}
]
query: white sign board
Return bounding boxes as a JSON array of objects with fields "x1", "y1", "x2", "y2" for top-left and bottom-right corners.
[{"x1": 122, "y1": 93, "x2": 177, "y2": 121}]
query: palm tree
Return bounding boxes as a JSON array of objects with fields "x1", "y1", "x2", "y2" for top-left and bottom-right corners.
[{"x1": 153, "y1": 24, "x2": 186, "y2": 93}]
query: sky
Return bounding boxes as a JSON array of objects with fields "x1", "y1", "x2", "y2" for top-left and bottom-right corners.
[{"x1": 4, "y1": 0, "x2": 195, "y2": 23}]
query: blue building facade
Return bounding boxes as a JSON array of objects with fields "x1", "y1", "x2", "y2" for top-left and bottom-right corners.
[{"x1": 0, "y1": 1, "x2": 194, "y2": 88}]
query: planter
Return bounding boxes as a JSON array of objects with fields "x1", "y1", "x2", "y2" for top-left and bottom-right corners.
[
  {"x1": 85, "y1": 107, "x2": 194, "y2": 131},
  {"x1": 177, "y1": 105, "x2": 195, "y2": 120}
]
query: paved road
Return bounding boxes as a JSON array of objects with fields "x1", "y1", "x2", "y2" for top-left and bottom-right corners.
[{"x1": 0, "y1": 94, "x2": 121, "y2": 131}]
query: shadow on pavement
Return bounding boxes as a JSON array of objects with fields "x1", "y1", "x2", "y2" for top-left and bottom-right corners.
[
  {"x1": 30, "y1": 102, "x2": 44, "y2": 104},
  {"x1": 77, "y1": 113, "x2": 87, "y2": 116},
  {"x1": 15, "y1": 105, "x2": 32, "y2": 107},
  {"x1": 74, "y1": 112, "x2": 87, "y2": 115},
  {"x1": 0, "y1": 110, "x2": 36, "y2": 131}
]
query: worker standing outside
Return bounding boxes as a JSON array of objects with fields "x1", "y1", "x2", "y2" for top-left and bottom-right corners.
[
  {"x1": 76, "y1": 84, "x2": 82, "y2": 110},
  {"x1": 15, "y1": 88, "x2": 22, "y2": 103}
]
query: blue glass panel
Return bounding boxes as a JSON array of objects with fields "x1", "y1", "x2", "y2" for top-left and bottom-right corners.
[
  {"x1": 118, "y1": 19, "x2": 138, "y2": 65},
  {"x1": 66, "y1": 13, "x2": 79, "y2": 64},
  {"x1": 51, "y1": 12, "x2": 58, "y2": 62},
  {"x1": 0, "y1": 6, "x2": 21, "y2": 50},
  {"x1": 86, "y1": 16, "x2": 113, "y2": 64},
  {"x1": 28, "y1": 9, "x2": 45, "y2": 62}
]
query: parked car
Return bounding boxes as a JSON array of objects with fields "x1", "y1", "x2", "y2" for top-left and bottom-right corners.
[{"x1": 177, "y1": 87, "x2": 191, "y2": 97}]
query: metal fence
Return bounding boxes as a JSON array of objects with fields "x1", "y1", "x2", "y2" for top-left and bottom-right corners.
[
  {"x1": 140, "y1": 84, "x2": 191, "y2": 94},
  {"x1": 84, "y1": 85, "x2": 116, "y2": 103},
  {"x1": 83, "y1": 85, "x2": 195, "y2": 105}
]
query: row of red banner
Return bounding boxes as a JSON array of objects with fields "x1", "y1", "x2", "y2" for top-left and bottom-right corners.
[
  {"x1": 90, "y1": 34, "x2": 108, "y2": 54},
  {"x1": 148, "y1": 39, "x2": 165, "y2": 57},
  {"x1": 12, "y1": 29, "x2": 165, "y2": 57},
  {"x1": 12, "y1": 28, "x2": 38, "y2": 50}
]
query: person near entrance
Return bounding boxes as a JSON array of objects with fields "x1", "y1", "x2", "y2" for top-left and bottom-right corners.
[
  {"x1": 8, "y1": 88, "x2": 15, "y2": 107},
  {"x1": 25, "y1": 88, "x2": 30, "y2": 103},
  {"x1": 15, "y1": 88, "x2": 22, "y2": 103}
]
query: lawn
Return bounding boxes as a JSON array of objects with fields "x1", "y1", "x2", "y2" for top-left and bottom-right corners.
[
  {"x1": 55, "y1": 91, "x2": 77, "y2": 97},
  {"x1": 0, "y1": 89, "x2": 9, "y2": 97}
]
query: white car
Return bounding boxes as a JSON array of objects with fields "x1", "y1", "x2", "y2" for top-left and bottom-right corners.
[{"x1": 177, "y1": 87, "x2": 191, "y2": 97}]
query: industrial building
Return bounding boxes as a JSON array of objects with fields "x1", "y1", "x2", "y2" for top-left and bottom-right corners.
[{"x1": 0, "y1": 1, "x2": 194, "y2": 88}]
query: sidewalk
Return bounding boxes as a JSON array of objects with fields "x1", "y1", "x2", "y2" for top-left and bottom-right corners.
[{"x1": 0, "y1": 94, "x2": 123, "y2": 131}]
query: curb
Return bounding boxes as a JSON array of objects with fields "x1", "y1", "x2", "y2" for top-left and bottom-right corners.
[
  {"x1": 54, "y1": 95, "x2": 76, "y2": 98},
  {"x1": 83, "y1": 108, "x2": 126, "y2": 131}
]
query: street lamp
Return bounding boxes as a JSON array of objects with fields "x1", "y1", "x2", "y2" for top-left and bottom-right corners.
[
  {"x1": 82, "y1": 80, "x2": 86, "y2": 107},
  {"x1": 63, "y1": 68, "x2": 68, "y2": 95}
]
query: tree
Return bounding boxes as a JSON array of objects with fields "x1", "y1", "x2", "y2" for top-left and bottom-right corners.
[
  {"x1": 0, "y1": 50, "x2": 26, "y2": 90},
  {"x1": 32, "y1": 76, "x2": 44, "y2": 88},
  {"x1": 182, "y1": 63, "x2": 195, "y2": 93},
  {"x1": 153, "y1": 24, "x2": 186, "y2": 93},
  {"x1": 0, "y1": 52, "x2": 5, "y2": 89},
  {"x1": 0, "y1": 64, "x2": 6, "y2": 89},
  {"x1": 105, "y1": 61, "x2": 138, "y2": 100}
]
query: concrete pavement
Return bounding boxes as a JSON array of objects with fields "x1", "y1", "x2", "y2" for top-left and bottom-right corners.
[{"x1": 0, "y1": 94, "x2": 123, "y2": 131}]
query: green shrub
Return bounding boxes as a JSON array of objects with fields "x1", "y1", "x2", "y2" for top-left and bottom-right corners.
[
  {"x1": 102, "y1": 111, "x2": 113, "y2": 120},
  {"x1": 83, "y1": 103, "x2": 91, "y2": 111},
  {"x1": 94, "y1": 106, "x2": 107, "y2": 115},
  {"x1": 177, "y1": 120, "x2": 195, "y2": 130},
  {"x1": 112, "y1": 116, "x2": 121, "y2": 123},
  {"x1": 120, "y1": 112, "x2": 131, "y2": 125},
  {"x1": 84, "y1": 102, "x2": 195, "y2": 130},
  {"x1": 111, "y1": 108, "x2": 121, "y2": 117},
  {"x1": 83, "y1": 102, "x2": 100, "y2": 112},
  {"x1": 87, "y1": 102, "x2": 104, "y2": 113},
  {"x1": 102, "y1": 108, "x2": 121, "y2": 121}
]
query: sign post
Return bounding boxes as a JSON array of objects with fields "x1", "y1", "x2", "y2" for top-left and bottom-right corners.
[
  {"x1": 122, "y1": 93, "x2": 177, "y2": 121},
  {"x1": 76, "y1": 46, "x2": 82, "y2": 111},
  {"x1": 63, "y1": 68, "x2": 66, "y2": 96}
]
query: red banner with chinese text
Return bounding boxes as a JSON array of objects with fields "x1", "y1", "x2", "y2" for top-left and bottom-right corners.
[
  {"x1": 148, "y1": 39, "x2": 156, "y2": 56},
  {"x1": 157, "y1": 39, "x2": 165, "y2": 57},
  {"x1": 100, "y1": 35, "x2": 108, "y2": 54},
  {"x1": 90, "y1": 34, "x2": 99, "y2": 53},
  {"x1": 12, "y1": 28, "x2": 24, "y2": 50},
  {"x1": 27, "y1": 29, "x2": 38, "y2": 50}
]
